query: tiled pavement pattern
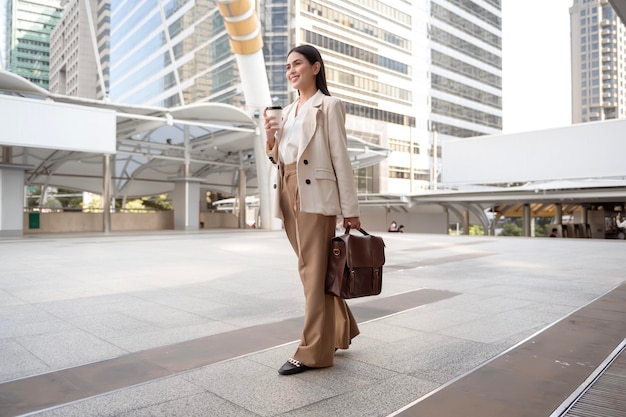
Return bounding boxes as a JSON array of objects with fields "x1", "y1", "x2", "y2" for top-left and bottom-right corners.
[{"x1": 0, "y1": 230, "x2": 624, "y2": 417}]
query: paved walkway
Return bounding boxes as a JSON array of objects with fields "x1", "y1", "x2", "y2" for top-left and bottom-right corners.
[{"x1": 0, "y1": 230, "x2": 624, "y2": 417}]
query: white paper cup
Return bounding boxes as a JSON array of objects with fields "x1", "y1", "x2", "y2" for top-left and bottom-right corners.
[{"x1": 265, "y1": 106, "x2": 282, "y2": 127}]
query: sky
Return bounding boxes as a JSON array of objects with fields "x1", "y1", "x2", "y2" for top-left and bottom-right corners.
[{"x1": 501, "y1": 0, "x2": 573, "y2": 134}]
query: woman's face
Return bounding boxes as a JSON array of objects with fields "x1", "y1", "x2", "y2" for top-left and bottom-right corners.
[{"x1": 286, "y1": 51, "x2": 319, "y2": 91}]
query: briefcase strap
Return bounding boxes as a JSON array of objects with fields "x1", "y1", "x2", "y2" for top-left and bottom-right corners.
[{"x1": 344, "y1": 224, "x2": 369, "y2": 236}]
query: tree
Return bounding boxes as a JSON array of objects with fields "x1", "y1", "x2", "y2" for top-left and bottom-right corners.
[
  {"x1": 469, "y1": 225, "x2": 484, "y2": 236},
  {"x1": 43, "y1": 197, "x2": 63, "y2": 209},
  {"x1": 499, "y1": 222, "x2": 522, "y2": 236},
  {"x1": 534, "y1": 217, "x2": 552, "y2": 237},
  {"x1": 55, "y1": 188, "x2": 83, "y2": 209},
  {"x1": 141, "y1": 194, "x2": 172, "y2": 211}
]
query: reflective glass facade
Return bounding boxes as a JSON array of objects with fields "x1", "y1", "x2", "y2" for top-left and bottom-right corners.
[
  {"x1": 261, "y1": 0, "x2": 289, "y2": 106},
  {"x1": 109, "y1": 0, "x2": 243, "y2": 107},
  {"x1": 6, "y1": 0, "x2": 62, "y2": 88}
]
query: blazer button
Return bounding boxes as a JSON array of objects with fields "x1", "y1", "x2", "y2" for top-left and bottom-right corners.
[
  {"x1": 273, "y1": 184, "x2": 277, "y2": 189},
  {"x1": 305, "y1": 179, "x2": 311, "y2": 185},
  {"x1": 303, "y1": 159, "x2": 309, "y2": 165}
]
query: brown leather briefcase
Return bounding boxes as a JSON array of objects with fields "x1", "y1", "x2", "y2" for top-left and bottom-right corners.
[{"x1": 325, "y1": 225, "x2": 385, "y2": 299}]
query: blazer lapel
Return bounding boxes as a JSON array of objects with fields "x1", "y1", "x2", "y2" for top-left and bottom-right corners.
[{"x1": 298, "y1": 91, "x2": 325, "y2": 160}]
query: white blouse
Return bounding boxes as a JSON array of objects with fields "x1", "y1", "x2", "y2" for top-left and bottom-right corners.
[{"x1": 279, "y1": 97, "x2": 314, "y2": 165}]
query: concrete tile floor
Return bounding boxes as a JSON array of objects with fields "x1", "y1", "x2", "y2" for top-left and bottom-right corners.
[{"x1": 0, "y1": 230, "x2": 624, "y2": 417}]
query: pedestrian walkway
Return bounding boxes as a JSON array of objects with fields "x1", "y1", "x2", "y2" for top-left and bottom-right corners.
[{"x1": 0, "y1": 230, "x2": 624, "y2": 416}]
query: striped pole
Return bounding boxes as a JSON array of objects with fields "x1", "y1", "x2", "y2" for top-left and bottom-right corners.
[
  {"x1": 217, "y1": 0, "x2": 279, "y2": 230},
  {"x1": 217, "y1": 0, "x2": 271, "y2": 111}
]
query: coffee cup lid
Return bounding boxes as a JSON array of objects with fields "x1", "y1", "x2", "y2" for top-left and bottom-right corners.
[{"x1": 267, "y1": 105, "x2": 282, "y2": 110}]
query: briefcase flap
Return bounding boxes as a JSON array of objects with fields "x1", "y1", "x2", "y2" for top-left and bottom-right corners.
[{"x1": 343, "y1": 234, "x2": 385, "y2": 268}]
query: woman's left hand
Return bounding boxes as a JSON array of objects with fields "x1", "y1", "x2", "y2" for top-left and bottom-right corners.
[
  {"x1": 262, "y1": 107, "x2": 280, "y2": 148},
  {"x1": 343, "y1": 217, "x2": 361, "y2": 230}
]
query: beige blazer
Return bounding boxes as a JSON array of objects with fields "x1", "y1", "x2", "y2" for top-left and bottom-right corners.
[{"x1": 266, "y1": 90, "x2": 359, "y2": 219}]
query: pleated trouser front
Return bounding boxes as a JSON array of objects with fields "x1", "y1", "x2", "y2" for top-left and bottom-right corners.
[{"x1": 280, "y1": 162, "x2": 360, "y2": 368}]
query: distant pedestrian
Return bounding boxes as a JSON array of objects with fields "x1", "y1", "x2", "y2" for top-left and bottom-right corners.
[{"x1": 549, "y1": 227, "x2": 558, "y2": 238}]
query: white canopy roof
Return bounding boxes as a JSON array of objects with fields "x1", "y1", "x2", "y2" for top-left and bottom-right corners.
[{"x1": 1, "y1": 70, "x2": 389, "y2": 199}]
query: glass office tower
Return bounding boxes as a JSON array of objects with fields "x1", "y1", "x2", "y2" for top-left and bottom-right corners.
[
  {"x1": 5, "y1": 0, "x2": 62, "y2": 88},
  {"x1": 571, "y1": 0, "x2": 626, "y2": 123},
  {"x1": 108, "y1": 0, "x2": 241, "y2": 107}
]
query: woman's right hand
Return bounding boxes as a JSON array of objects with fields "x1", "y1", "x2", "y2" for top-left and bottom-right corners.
[{"x1": 263, "y1": 107, "x2": 280, "y2": 147}]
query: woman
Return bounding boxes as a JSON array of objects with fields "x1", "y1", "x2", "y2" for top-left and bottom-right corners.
[{"x1": 264, "y1": 44, "x2": 361, "y2": 375}]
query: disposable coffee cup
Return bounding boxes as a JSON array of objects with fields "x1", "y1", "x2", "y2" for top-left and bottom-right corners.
[{"x1": 265, "y1": 106, "x2": 282, "y2": 126}]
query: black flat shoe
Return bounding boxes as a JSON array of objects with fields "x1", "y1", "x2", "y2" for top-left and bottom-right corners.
[{"x1": 278, "y1": 358, "x2": 312, "y2": 375}]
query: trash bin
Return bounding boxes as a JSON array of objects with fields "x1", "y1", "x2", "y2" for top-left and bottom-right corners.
[{"x1": 28, "y1": 212, "x2": 40, "y2": 229}]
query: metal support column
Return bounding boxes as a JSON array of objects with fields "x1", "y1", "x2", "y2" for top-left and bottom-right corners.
[
  {"x1": 523, "y1": 204, "x2": 531, "y2": 237},
  {"x1": 463, "y1": 210, "x2": 469, "y2": 235},
  {"x1": 171, "y1": 126, "x2": 202, "y2": 230},
  {"x1": 555, "y1": 203, "x2": 563, "y2": 224},
  {"x1": 183, "y1": 125, "x2": 191, "y2": 177},
  {"x1": 431, "y1": 130, "x2": 438, "y2": 190},
  {"x1": 103, "y1": 154, "x2": 112, "y2": 233},
  {"x1": 238, "y1": 163, "x2": 246, "y2": 229}
]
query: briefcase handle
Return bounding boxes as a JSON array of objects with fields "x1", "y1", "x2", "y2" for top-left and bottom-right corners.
[{"x1": 344, "y1": 224, "x2": 369, "y2": 236}]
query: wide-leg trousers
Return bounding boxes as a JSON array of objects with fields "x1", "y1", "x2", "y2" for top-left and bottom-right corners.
[{"x1": 280, "y1": 163, "x2": 360, "y2": 368}]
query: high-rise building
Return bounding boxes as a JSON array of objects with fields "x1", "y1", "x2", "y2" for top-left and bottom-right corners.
[
  {"x1": 281, "y1": 0, "x2": 420, "y2": 193},
  {"x1": 107, "y1": 0, "x2": 231, "y2": 107},
  {"x1": 5, "y1": 0, "x2": 62, "y2": 88},
  {"x1": 49, "y1": 0, "x2": 107, "y2": 99},
  {"x1": 570, "y1": 0, "x2": 626, "y2": 123},
  {"x1": 103, "y1": 0, "x2": 501, "y2": 193},
  {"x1": 427, "y1": 1, "x2": 503, "y2": 138},
  {"x1": 278, "y1": 0, "x2": 502, "y2": 192}
]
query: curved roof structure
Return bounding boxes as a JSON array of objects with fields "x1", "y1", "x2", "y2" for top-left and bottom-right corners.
[
  {"x1": 24, "y1": 102, "x2": 258, "y2": 198},
  {"x1": 0, "y1": 70, "x2": 51, "y2": 98},
  {"x1": 1, "y1": 70, "x2": 390, "y2": 200}
]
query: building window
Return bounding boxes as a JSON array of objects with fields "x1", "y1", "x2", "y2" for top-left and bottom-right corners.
[
  {"x1": 389, "y1": 139, "x2": 410, "y2": 153},
  {"x1": 355, "y1": 166, "x2": 376, "y2": 193},
  {"x1": 389, "y1": 166, "x2": 410, "y2": 179},
  {"x1": 413, "y1": 170, "x2": 430, "y2": 181}
]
